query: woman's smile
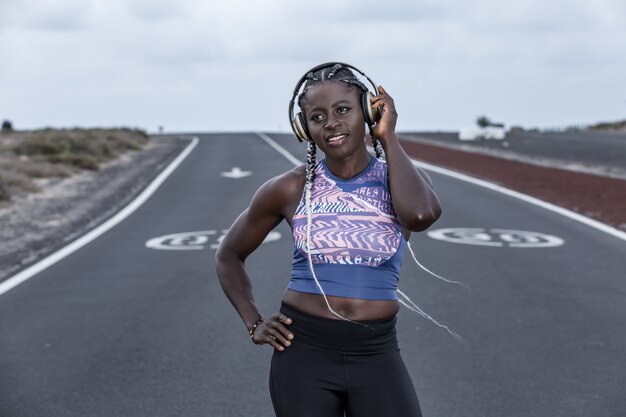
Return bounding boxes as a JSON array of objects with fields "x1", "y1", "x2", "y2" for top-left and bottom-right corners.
[
  {"x1": 217, "y1": 63, "x2": 439, "y2": 417},
  {"x1": 325, "y1": 133, "x2": 349, "y2": 146},
  {"x1": 300, "y1": 82, "x2": 367, "y2": 164}
]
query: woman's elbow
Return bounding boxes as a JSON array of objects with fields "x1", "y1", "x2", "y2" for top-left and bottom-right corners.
[
  {"x1": 402, "y1": 205, "x2": 442, "y2": 232},
  {"x1": 214, "y1": 243, "x2": 240, "y2": 276}
]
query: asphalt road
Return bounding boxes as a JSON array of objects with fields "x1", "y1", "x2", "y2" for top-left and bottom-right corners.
[
  {"x1": 1, "y1": 133, "x2": 625, "y2": 417},
  {"x1": 402, "y1": 130, "x2": 626, "y2": 178}
]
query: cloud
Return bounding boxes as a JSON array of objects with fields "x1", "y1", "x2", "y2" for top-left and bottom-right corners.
[
  {"x1": 1, "y1": 0, "x2": 625, "y2": 131},
  {"x1": 122, "y1": 0, "x2": 192, "y2": 22},
  {"x1": 4, "y1": 0, "x2": 94, "y2": 31}
]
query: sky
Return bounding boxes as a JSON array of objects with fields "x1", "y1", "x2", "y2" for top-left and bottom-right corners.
[{"x1": 1, "y1": 0, "x2": 625, "y2": 133}]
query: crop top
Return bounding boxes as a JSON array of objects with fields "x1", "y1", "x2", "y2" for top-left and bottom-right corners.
[{"x1": 288, "y1": 156, "x2": 406, "y2": 301}]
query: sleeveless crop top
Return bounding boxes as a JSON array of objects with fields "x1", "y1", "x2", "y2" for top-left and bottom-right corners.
[{"x1": 288, "y1": 156, "x2": 406, "y2": 301}]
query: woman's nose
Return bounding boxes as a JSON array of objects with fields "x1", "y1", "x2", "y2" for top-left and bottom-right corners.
[{"x1": 324, "y1": 114, "x2": 340, "y2": 129}]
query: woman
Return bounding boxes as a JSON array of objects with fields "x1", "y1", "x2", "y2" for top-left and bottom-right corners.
[{"x1": 215, "y1": 63, "x2": 442, "y2": 417}]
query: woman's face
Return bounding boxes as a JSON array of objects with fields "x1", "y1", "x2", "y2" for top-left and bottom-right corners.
[{"x1": 301, "y1": 81, "x2": 366, "y2": 159}]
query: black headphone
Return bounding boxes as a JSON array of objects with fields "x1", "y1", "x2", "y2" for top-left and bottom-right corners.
[{"x1": 288, "y1": 62, "x2": 381, "y2": 142}]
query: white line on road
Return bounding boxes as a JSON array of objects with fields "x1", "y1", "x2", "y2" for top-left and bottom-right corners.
[
  {"x1": 256, "y1": 132, "x2": 302, "y2": 166},
  {"x1": 0, "y1": 136, "x2": 200, "y2": 297},
  {"x1": 412, "y1": 160, "x2": 626, "y2": 242},
  {"x1": 255, "y1": 132, "x2": 626, "y2": 243}
]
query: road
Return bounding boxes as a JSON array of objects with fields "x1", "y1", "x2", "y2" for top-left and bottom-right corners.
[
  {"x1": 402, "y1": 130, "x2": 626, "y2": 179},
  {"x1": 1, "y1": 133, "x2": 625, "y2": 417}
]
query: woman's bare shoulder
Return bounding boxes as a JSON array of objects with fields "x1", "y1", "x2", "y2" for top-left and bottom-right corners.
[
  {"x1": 251, "y1": 165, "x2": 306, "y2": 213},
  {"x1": 278, "y1": 164, "x2": 306, "y2": 193}
]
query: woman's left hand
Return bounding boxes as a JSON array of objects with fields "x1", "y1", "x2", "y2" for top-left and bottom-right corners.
[{"x1": 370, "y1": 85, "x2": 398, "y2": 142}]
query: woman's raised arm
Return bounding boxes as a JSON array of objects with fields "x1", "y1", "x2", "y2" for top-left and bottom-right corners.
[{"x1": 370, "y1": 85, "x2": 442, "y2": 232}]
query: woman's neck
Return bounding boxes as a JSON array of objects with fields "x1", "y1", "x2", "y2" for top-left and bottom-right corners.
[{"x1": 324, "y1": 148, "x2": 372, "y2": 180}]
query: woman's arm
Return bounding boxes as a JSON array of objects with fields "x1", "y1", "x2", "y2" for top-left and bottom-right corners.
[
  {"x1": 215, "y1": 171, "x2": 301, "y2": 351},
  {"x1": 370, "y1": 85, "x2": 442, "y2": 232}
]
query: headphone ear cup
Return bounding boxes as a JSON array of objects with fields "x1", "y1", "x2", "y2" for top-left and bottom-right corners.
[
  {"x1": 293, "y1": 112, "x2": 311, "y2": 142},
  {"x1": 361, "y1": 91, "x2": 381, "y2": 126}
]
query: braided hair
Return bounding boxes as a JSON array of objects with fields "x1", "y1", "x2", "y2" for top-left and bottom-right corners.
[
  {"x1": 298, "y1": 64, "x2": 384, "y2": 322},
  {"x1": 295, "y1": 64, "x2": 465, "y2": 336},
  {"x1": 298, "y1": 64, "x2": 385, "y2": 159}
]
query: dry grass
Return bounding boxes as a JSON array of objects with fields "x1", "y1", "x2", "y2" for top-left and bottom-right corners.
[
  {"x1": 588, "y1": 119, "x2": 626, "y2": 132},
  {"x1": 0, "y1": 128, "x2": 148, "y2": 201}
]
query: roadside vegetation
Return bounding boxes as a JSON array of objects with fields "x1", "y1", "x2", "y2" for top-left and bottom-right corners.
[
  {"x1": 588, "y1": 119, "x2": 626, "y2": 132},
  {"x1": 510, "y1": 118, "x2": 626, "y2": 133},
  {"x1": 0, "y1": 128, "x2": 149, "y2": 202}
]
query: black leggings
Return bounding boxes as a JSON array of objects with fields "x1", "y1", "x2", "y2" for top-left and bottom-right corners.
[{"x1": 269, "y1": 302, "x2": 423, "y2": 417}]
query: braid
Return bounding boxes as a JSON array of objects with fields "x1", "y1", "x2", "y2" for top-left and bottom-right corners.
[
  {"x1": 298, "y1": 64, "x2": 368, "y2": 109},
  {"x1": 305, "y1": 139, "x2": 316, "y2": 186},
  {"x1": 303, "y1": 139, "x2": 363, "y2": 324},
  {"x1": 298, "y1": 64, "x2": 385, "y2": 160},
  {"x1": 294, "y1": 65, "x2": 463, "y2": 336},
  {"x1": 297, "y1": 64, "x2": 386, "y2": 324},
  {"x1": 369, "y1": 127, "x2": 385, "y2": 160}
]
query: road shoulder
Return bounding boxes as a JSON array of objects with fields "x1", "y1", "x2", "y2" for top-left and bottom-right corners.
[{"x1": 0, "y1": 136, "x2": 190, "y2": 283}]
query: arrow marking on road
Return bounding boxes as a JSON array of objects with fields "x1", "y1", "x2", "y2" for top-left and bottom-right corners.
[{"x1": 221, "y1": 167, "x2": 252, "y2": 179}]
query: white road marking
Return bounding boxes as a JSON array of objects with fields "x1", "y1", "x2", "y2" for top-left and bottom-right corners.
[
  {"x1": 427, "y1": 228, "x2": 564, "y2": 248},
  {"x1": 146, "y1": 230, "x2": 216, "y2": 250},
  {"x1": 256, "y1": 132, "x2": 302, "y2": 166},
  {"x1": 221, "y1": 167, "x2": 252, "y2": 179},
  {"x1": 0, "y1": 137, "x2": 200, "y2": 297},
  {"x1": 3, "y1": 132, "x2": 621, "y2": 297},
  {"x1": 413, "y1": 159, "x2": 626, "y2": 242},
  {"x1": 255, "y1": 132, "x2": 626, "y2": 243},
  {"x1": 145, "y1": 230, "x2": 281, "y2": 250}
]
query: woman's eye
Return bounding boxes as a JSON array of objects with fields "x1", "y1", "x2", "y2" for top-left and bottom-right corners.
[
  {"x1": 311, "y1": 114, "x2": 324, "y2": 122},
  {"x1": 337, "y1": 106, "x2": 350, "y2": 114}
]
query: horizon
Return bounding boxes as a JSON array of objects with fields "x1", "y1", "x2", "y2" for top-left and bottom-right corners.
[{"x1": 1, "y1": 1, "x2": 625, "y2": 133}]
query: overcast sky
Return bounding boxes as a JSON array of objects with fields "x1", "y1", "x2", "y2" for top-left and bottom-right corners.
[{"x1": 1, "y1": 0, "x2": 625, "y2": 133}]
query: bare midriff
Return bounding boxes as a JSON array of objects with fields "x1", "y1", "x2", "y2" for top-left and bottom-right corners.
[{"x1": 283, "y1": 289, "x2": 399, "y2": 321}]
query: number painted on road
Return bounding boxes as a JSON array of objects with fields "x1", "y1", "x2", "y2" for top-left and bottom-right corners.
[
  {"x1": 427, "y1": 228, "x2": 564, "y2": 248},
  {"x1": 145, "y1": 230, "x2": 281, "y2": 250}
]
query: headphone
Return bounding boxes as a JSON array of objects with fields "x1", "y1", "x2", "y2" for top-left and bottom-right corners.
[{"x1": 288, "y1": 62, "x2": 382, "y2": 142}]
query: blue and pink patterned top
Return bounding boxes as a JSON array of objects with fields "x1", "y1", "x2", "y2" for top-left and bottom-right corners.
[{"x1": 288, "y1": 156, "x2": 406, "y2": 300}]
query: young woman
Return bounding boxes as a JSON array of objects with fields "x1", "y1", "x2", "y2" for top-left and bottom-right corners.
[{"x1": 216, "y1": 63, "x2": 442, "y2": 417}]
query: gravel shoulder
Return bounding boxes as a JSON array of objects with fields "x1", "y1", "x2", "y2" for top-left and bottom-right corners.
[
  {"x1": 401, "y1": 131, "x2": 626, "y2": 180},
  {"x1": 0, "y1": 136, "x2": 191, "y2": 283},
  {"x1": 398, "y1": 135, "x2": 626, "y2": 232}
]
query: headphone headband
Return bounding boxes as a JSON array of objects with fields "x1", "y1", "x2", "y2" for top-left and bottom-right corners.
[{"x1": 288, "y1": 62, "x2": 378, "y2": 141}]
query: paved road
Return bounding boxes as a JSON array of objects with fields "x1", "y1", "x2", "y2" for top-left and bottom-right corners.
[
  {"x1": 1, "y1": 133, "x2": 625, "y2": 417},
  {"x1": 402, "y1": 130, "x2": 626, "y2": 178}
]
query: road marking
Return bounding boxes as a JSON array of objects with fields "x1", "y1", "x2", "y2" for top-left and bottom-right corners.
[
  {"x1": 145, "y1": 230, "x2": 281, "y2": 250},
  {"x1": 412, "y1": 159, "x2": 626, "y2": 242},
  {"x1": 0, "y1": 137, "x2": 200, "y2": 297},
  {"x1": 221, "y1": 167, "x2": 252, "y2": 179},
  {"x1": 427, "y1": 228, "x2": 564, "y2": 248},
  {"x1": 256, "y1": 132, "x2": 301, "y2": 166},
  {"x1": 255, "y1": 132, "x2": 626, "y2": 243}
]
